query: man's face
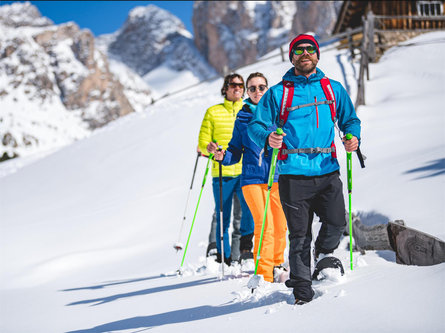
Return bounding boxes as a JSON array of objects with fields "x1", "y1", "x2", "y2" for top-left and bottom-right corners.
[
  {"x1": 292, "y1": 43, "x2": 318, "y2": 76},
  {"x1": 225, "y1": 77, "x2": 244, "y2": 102}
]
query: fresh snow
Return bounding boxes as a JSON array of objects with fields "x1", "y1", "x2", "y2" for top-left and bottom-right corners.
[{"x1": 0, "y1": 31, "x2": 444, "y2": 332}]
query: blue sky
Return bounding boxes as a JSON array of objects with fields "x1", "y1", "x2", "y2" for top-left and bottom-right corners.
[{"x1": 3, "y1": 1, "x2": 195, "y2": 36}]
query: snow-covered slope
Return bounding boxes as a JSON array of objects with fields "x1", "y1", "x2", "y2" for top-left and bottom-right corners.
[{"x1": 0, "y1": 31, "x2": 444, "y2": 332}]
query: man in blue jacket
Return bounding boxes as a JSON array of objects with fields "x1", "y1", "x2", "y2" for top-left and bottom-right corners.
[{"x1": 248, "y1": 34, "x2": 361, "y2": 304}]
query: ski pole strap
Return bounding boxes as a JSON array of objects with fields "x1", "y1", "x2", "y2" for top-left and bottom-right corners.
[
  {"x1": 356, "y1": 147, "x2": 366, "y2": 168},
  {"x1": 286, "y1": 100, "x2": 333, "y2": 112},
  {"x1": 281, "y1": 147, "x2": 335, "y2": 155}
]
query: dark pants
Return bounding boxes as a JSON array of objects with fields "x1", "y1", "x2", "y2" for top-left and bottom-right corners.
[{"x1": 279, "y1": 171, "x2": 346, "y2": 301}]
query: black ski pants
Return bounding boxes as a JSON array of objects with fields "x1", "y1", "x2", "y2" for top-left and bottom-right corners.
[{"x1": 279, "y1": 171, "x2": 346, "y2": 301}]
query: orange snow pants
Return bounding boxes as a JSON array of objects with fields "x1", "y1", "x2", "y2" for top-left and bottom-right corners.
[{"x1": 242, "y1": 183, "x2": 287, "y2": 282}]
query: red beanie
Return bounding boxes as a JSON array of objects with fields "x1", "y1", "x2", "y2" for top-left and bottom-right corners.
[{"x1": 289, "y1": 34, "x2": 320, "y2": 62}]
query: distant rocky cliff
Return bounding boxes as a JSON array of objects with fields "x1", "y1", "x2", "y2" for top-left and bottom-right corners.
[
  {"x1": 0, "y1": 2, "x2": 139, "y2": 160},
  {"x1": 193, "y1": 1, "x2": 341, "y2": 74}
]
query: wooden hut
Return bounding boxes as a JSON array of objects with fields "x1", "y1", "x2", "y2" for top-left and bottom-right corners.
[{"x1": 333, "y1": 1, "x2": 445, "y2": 33}]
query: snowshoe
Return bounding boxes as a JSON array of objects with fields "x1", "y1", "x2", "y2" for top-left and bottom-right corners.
[
  {"x1": 239, "y1": 252, "x2": 255, "y2": 273},
  {"x1": 312, "y1": 256, "x2": 344, "y2": 281},
  {"x1": 206, "y1": 242, "x2": 217, "y2": 257},
  {"x1": 273, "y1": 264, "x2": 289, "y2": 283},
  {"x1": 294, "y1": 299, "x2": 309, "y2": 305}
]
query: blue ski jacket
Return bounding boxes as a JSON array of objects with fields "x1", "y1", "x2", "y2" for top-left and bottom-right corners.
[
  {"x1": 222, "y1": 98, "x2": 279, "y2": 187},
  {"x1": 248, "y1": 67, "x2": 361, "y2": 177}
]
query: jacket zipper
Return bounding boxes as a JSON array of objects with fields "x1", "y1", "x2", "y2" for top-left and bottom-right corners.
[{"x1": 315, "y1": 96, "x2": 319, "y2": 128}]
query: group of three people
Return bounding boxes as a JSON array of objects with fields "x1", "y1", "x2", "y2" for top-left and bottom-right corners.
[{"x1": 198, "y1": 34, "x2": 361, "y2": 304}]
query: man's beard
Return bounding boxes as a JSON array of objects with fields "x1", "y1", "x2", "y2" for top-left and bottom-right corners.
[{"x1": 294, "y1": 56, "x2": 318, "y2": 75}]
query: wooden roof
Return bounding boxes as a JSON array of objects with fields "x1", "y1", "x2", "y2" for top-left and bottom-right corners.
[{"x1": 333, "y1": 1, "x2": 371, "y2": 34}]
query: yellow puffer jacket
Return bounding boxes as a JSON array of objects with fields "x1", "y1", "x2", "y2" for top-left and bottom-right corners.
[{"x1": 198, "y1": 98, "x2": 244, "y2": 178}]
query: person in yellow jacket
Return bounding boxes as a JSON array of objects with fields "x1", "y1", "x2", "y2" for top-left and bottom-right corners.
[{"x1": 198, "y1": 73, "x2": 254, "y2": 266}]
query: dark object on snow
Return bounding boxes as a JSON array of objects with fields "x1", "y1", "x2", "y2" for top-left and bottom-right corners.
[
  {"x1": 352, "y1": 219, "x2": 395, "y2": 251},
  {"x1": 239, "y1": 250, "x2": 254, "y2": 261},
  {"x1": 215, "y1": 253, "x2": 232, "y2": 266},
  {"x1": 206, "y1": 242, "x2": 217, "y2": 257},
  {"x1": 388, "y1": 221, "x2": 445, "y2": 266},
  {"x1": 312, "y1": 256, "x2": 345, "y2": 280}
]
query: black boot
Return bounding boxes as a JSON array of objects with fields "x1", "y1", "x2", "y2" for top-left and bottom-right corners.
[{"x1": 215, "y1": 253, "x2": 232, "y2": 266}]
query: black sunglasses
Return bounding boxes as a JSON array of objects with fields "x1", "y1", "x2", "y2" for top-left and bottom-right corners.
[
  {"x1": 247, "y1": 85, "x2": 267, "y2": 93},
  {"x1": 228, "y1": 82, "x2": 244, "y2": 89}
]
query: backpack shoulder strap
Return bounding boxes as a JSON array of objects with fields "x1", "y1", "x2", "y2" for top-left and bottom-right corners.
[
  {"x1": 320, "y1": 77, "x2": 338, "y2": 158},
  {"x1": 320, "y1": 77, "x2": 336, "y2": 121},
  {"x1": 278, "y1": 80, "x2": 294, "y2": 127},
  {"x1": 277, "y1": 80, "x2": 294, "y2": 160}
]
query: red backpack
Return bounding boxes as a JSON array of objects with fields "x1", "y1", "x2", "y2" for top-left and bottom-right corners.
[{"x1": 277, "y1": 77, "x2": 338, "y2": 160}]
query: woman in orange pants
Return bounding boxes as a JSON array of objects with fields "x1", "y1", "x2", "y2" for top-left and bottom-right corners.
[
  {"x1": 214, "y1": 72, "x2": 287, "y2": 282},
  {"x1": 242, "y1": 183, "x2": 287, "y2": 282}
]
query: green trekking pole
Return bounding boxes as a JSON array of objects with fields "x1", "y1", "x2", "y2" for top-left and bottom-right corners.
[
  {"x1": 178, "y1": 152, "x2": 214, "y2": 274},
  {"x1": 346, "y1": 133, "x2": 354, "y2": 271},
  {"x1": 248, "y1": 128, "x2": 283, "y2": 292}
]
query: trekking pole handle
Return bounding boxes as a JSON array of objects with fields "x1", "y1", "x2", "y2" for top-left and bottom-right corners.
[{"x1": 268, "y1": 128, "x2": 283, "y2": 188}]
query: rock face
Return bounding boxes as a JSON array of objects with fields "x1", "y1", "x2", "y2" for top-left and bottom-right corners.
[
  {"x1": 291, "y1": 1, "x2": 342, "y2": 39},
  {"x1": 100, "y1": 5, "x2": 216, "y2": 81},
  {"x1": 193, "y1": 1, "x2": 341, "y2": 74},
  {"x1": 33, "y1": 23, "x2": 135, "y2": 127},
  {"x1": 0, "y1": 2, "x2": 139, "y2": 160}
]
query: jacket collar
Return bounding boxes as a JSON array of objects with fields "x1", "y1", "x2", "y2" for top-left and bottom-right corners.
[
  {"x1": 224, "y1": 98, "x2": 243, "y2": 112},
  {"x1": 282, "y1": 67, "x2": 325, "y2": 83},
  {"x1": 243, "y1": 98, "x2": 257, "y2": 113}
]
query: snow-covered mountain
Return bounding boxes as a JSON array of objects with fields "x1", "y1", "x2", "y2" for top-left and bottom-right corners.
[
  {"x1": 0, "y1": 2, "x2": 145, "y2": 160},
  {"x1": 97, "y1": 5, "x2": 217, "y2": 95},
  {"x1": 193, "y1": 1, "x2": 342, "y2": 74},
  {"x1": 0, "y1": 2, "x2": 344, "y2": 162},
  {"x1": 0, "y1": 30, "x2": 444, "y2": 332}
]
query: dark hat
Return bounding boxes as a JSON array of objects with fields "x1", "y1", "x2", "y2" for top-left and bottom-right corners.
[{"x1": 289, "y1": 34, "x2": 320, "y2": 62}]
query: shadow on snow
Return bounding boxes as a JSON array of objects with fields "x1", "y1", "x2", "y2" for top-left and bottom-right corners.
[
  {"x1": 66, "y1": 290, "x2": 292, "y2": 333},
  {"x1": 65, "y1": 277, "x2": 218, "y2": 306},
  {"x1": 60, "y1": 272, "x2": 178, "y2": 292},
  {"x1": 404, "y1": 158, "x2": 445, "y2": 180}
]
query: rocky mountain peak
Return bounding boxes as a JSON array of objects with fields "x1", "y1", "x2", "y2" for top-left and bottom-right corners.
[
  {"x1": 102, "y1": 4, "x2": 215, "y2": 82},
  {"x1": 126, "y1": 4, "x2": 191, "y2": 38},
  {"x1": 0, "y1": 1, "x2": 52, "y2": 28}
]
